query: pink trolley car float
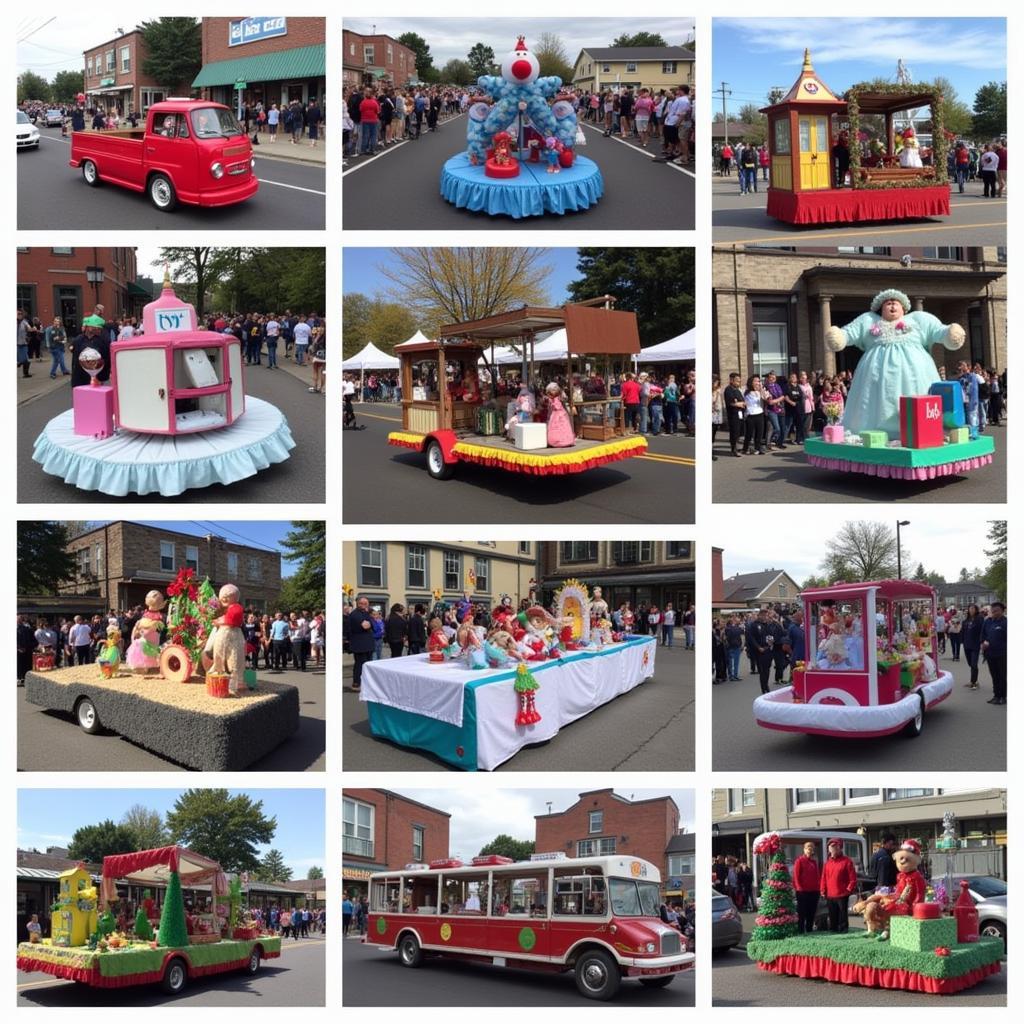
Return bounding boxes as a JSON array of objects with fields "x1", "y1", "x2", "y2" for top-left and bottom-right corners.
[
  {"x1": 31, "y1": 270, "x2": 294, "y2": 496},
  {"x1": 753, "y1": 580, "x2": 953, "y2": 739},
  {"x1": 761, "y1": 50, "x2": 952, "y2": 226},
  {"x1": 387, "y1": 299, "x2": 647, "y2": 479}
]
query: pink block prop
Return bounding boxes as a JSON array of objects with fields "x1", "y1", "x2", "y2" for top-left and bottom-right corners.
[
  {"x1": 822, "y1": 424, "x2": 844, "y2": 443},
  {"x1": 72, "y1": 384, "x2": 114, "y2": 439}
]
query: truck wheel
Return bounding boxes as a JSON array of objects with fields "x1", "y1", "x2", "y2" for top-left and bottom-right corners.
[
  {"x1": 161, "y1": 957, "x2": 188, "y2": 994},
  {"x1": 902, "y1": 694, "x2": 925, "y2": 738},
  {"x1": 82, "y1": 160, "x2": 100, "y2": 186},
  {"x1": 246, "y1": 948, "x2": 261, "y2": 975},
  {"x1": 574, "y1": 949, "x2": 621, "y2": 1000},
  {"x1": 75, "y1": 697, "x2": 101, "y2": 734},
  {"x1": 398, "y1": 933, "x2": 424, "y2": 968},
  {"x1": 639, "y1": 975, "x2": 674, "y2": 989},
  {"x1": 425, "y1": 440, "x2": 454, "y2": 480},
  {"x1": 149, "y1": 173, "x2": 178, "y2": 211}
]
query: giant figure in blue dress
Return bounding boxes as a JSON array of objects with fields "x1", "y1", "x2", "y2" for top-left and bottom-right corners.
[
  {"x1": 824, "y1": 288, "x2": 966, "y2": 439},
  {"x1": 466, "y1": 36, "x2": 577, "y2": 165}
]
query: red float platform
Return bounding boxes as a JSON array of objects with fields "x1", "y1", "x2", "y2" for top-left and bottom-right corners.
[{"x1": 766, "y1": 184, "x2": 951, "y2": 225}]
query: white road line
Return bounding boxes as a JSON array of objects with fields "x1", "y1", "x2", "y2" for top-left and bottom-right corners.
[
  {"x1": 580, "y1": 122, "x2": 695, "y2": 178},
  {"x1": 342, "y1": 140, "x2": 409, "y2": 176},
  {"x1": 257, "y1": 178, "x2": 326, "y2": 195}
]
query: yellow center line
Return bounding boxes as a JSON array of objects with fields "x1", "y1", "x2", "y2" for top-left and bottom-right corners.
[
  {"x1": 639, "y1": 454, "x2": 696, "y2": 466},
  {"x1": 18, "y1": 978, "x2": 69, "y2": 990},
  {"x1": 722, "y1": 221, "x2": 1006, "y2": 246},
  {"x1": 357, "y1": 411, "x2": 403, "y2": 423}
]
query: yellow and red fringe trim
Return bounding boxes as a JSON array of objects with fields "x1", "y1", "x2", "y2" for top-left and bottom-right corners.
[
  {"x1": 451, "y1": 436, "x2": 647, "y2": 475},
  {"x1": 387, "y1": 431, "x2": 427, "y2": 450}
]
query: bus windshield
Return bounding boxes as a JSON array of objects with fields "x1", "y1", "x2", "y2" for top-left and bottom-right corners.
[{"x1": 609, "y1": 878, "x2": 661, "y2": 917}]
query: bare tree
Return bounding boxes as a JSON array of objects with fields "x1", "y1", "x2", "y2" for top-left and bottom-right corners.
[{"x1": 821, "y1": 521, "x2": 900, "y2": 582}]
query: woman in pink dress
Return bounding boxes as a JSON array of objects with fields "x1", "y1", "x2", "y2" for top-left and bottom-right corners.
[{"x1": 544, "y1": 382, "x2": 575, "y2": 447}]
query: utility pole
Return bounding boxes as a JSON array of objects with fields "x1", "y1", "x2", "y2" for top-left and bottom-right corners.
[{"x1": 714, "y1": 81, "x2": 732, "y2": 144}]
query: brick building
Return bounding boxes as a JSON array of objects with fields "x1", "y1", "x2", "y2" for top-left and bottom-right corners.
[
  {"x1": 343, "y1": 789, "x2": 451, "y2": 899},
  {"x1": 537, "y1": 541, "x2": 695, "y2": 612},
  {"x1": 82, "y1": 29, "x2": 172, "y2": 117},
  {"x1": 194, "y1": 17, "x2": 325, "y2": 114},
  {"x1": 342, "y1": 30, "x2": 418, "y2": 90},
  {"x1": 535, "y1": 789, "x2": 692, "y2": 896},
  {"x1": 17, "y1": 247, "x2": 147, "y2": 332},
  {"x1": 713, "y1": 245, "x2": 1007, "y2": 381},
  {"x1": 58, "y1": 521, "x2": 282, "y2": 612}
]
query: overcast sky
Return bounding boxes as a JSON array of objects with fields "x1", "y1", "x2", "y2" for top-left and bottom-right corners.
[
  {"x1": 719, "y1": 514, "x2": 1001, "y2": 584},
  {"x1": 343, "y1": 18, "x2": 695, "y2": 67},
  {"x1": 18, "y1": 15, "x2": 154, "y2": 76},
  {"x1": 379, "y1": 789, "x2": 695, "y2": 862}
]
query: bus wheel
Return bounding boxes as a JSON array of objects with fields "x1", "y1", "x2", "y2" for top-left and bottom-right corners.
[
  {"x1": 398, "y1": 933, "x2": 424, "y2": 968},
  {"x1": 902, "y1": 694, "x2": 925, "y2": 738},
  {"x1": 575, "y1": 949, "x2": 621, "y2": 1000},
  {"x1": 425, "y1": 440, "x2": 454, "y2": 480},
  {"x1": 639, "y1": 975, "x2": 674, "y2": 989}
]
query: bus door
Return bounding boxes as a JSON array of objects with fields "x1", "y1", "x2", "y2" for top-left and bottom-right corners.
[
  {"x1": 549, "y1": 868, "x2": 610, "y2": 959},
  {"x1": 488, "y1": 870, "x2": 550, "y2": 959},
  {"x1": 437, "y1": 872, "x2": 489, "y2": 950}
]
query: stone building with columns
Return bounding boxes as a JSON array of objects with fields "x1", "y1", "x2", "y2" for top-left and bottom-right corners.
[{"x1": 712, "y1": 246, "x2": 1006, "y2": 381}]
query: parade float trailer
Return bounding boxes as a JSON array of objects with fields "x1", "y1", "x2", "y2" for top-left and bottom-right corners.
[
  {"x1": 70, "y1": 100, "x2": 258, "y2": 211},
  {"x1": 440, "y1": 36, "x2": 602, "y2": 218},
  {"x1": 387, "y1": 301, "x2": 646, "y2": 480},
  {"x1": 17, "y1": 847, "x2": 280, "y2": 994},
  {"x1": 753, "y1": 580, "x2": 953, "y2": 739},
  {"x1": 368, "y1": 854, "x2": 692, "y2": 1000},
  {"x1": 32, "y1": 273, "x2": 294, "y2": 496},
  {"x1": 761, "y1": 51, "x2": 951, "y2": 225}
]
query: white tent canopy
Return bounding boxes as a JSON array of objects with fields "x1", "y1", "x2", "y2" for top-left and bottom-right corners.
[
  {"x1": 342, "y1": 341, "x2": 400, "y2": 371},
  {"x1": 393, "y1": 330, "x2": 433, "y2": 349},
  {"x1": 634, "y1": 329, "x2": 697, "y2": 363}
]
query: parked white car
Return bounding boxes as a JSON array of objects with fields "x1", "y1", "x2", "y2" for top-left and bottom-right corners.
[{"x1": 16, "y1": 110, "x2": 39, "y2": 149}]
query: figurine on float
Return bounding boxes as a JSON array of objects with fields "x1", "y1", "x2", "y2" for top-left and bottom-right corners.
[
  {"x1": 126, "y1": 590, "x2": 166, "y2": 675},
  {"x1": 486, "y1": 130, "x2": 519, "y2": 178},
  {"x1": 453, "y1": 611, "x2": 488, "y2": 670},
  {"x1": 97, "y1": 626, "x2": 123, "y2": 678},
  {"x1": 427, "y1": 618, "x2": 451, "y2": 663},
  {"x1": 505, "y1": 382, "x2": 536, "y2": 436},
  {"x1": 521, "y1": 605, "x2": 561, "y2": 660},
  {"x1": 590, "y1": 586, "x2": 609, "y2": 624},
  {"x1": 899, "y1": 127, "x2": 923, "y2": 168},
  {"x1": 466, "y1": 36, "x2": 577, "y2": 167},
  {"x1": 543, "y1": 381, "x2": 575, "y2": 448},
  {"x1": 825, "y1": 289, "x2": 965, "y2": 437},
  {"x1": 484, "y1": 625, "x2": 524, "y2": 667},
  {"x1": 853, "y1": 839, "x2": 927, "y2": 938},
  {"x1": 207, "y1": 585, "x2": 246, "y2": 696}
]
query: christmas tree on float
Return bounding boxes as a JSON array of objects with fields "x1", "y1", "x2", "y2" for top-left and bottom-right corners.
[{"x1": 751, "y1": 833, "x2": 799, "y2": 941}]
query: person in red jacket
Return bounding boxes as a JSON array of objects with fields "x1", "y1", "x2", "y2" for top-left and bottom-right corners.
[
  {"x1": 792, "y1": 841, "x2": 821, "y2": 933},
  {"x1": 819, "y1": 838, "x2": 858, "y2": 932}
]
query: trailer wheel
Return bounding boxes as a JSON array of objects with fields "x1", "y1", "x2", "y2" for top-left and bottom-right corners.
[
  {"x1": 398, "y1": 933, "x2": 424, "y2": 968},
  {"x1": 246, "y1": 948, "x2": 261, "y2": 975},
  {"x1": 425, "y1": 440, "x2": 455, "y2": 480},
  {"x1": 75, "y1": 697, "x2": 101, "y2": 734},
  {"x1": 161, "y1": 957, "x2": 188, "y2": 994},
  {"x1": 639, "y1": 975, "x2": 674, "y2": 989},
  {"x1": 902, "y1": 694, "x2": 925, "y2": 738},
  {"x1": 574, "y1": 949, "x2": 621, "y2": 1000},
  {"x1": 82, "y1": 159, "x2": 100, "y2": 186},
  {"x1": 149, "y1": 173, "x2": 178, "y2": 211}
]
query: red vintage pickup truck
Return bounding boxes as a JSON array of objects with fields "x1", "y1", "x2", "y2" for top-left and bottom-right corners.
[{"x1": 70, "y1": 100, "x2": 258, "y2": 211}]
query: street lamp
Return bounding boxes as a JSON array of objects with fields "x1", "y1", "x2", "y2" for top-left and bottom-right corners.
[
  {"x1": 896, "y1": 520, "x2": 911, "y2": 579},
  {"x1": 85, "y1": 265, "x2": 105, "y2": 302}
]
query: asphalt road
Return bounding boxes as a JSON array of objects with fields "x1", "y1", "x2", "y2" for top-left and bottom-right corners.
[
  {"x1": 19, "y1": 126, "x2": 325, "y2": 229},
  {"x1": 342, "y1": 115, "x2": 694, "y2": 230},
  {"x1": 18, "y1": 360, "x2": 325, "y2": 504},
  {"x1": 343, "y1": 933, "x2": 695, "y2": 1006},
  {"x1": 711, "y1": 175, "x2": 1006, "y2": 245},
  {"x1": 711, "y1": 648, "x2": 1006, "y2": 771},
  {"x1": 18, "y1": 667, "x2": 326, "y2": 772},
  {"x1": 343, "y1": 640, "x2": 694, "y2": 772},
  {"x1": 712, "y1": 424, "x2": 1006, "y2": 504},
  {"x1": 342, "y1": 404, "x2": 694, "y2": 525},
  {"x1": 18, "y1": 937, "x2": 325, "y2": 1007}
]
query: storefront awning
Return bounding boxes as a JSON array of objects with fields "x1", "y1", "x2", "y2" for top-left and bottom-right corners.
[
  {"x1": 127, "y1": 281, "x2": 152, "y2": 298},
  {"x1": 90, "y1": 85, "x2": 133, "y2": 94},
  {"x1": 192, "y1": 43, "x2": 325, "y2": 88},
  {"x1": 713, "y1": 817, "x2": 764, "y2": 837}
]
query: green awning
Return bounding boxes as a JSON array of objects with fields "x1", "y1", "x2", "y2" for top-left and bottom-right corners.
[
  {"x1": 127, "y1": 281, "x2": 152, "y2": 298},
  {"x1": 192, "y1": 43, "x2": 325, "y2": 88}
]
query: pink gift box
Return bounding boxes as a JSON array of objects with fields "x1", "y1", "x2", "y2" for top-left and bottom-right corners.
[
  {"x1": 822, "y1": 424, "x2": 844, "y2": 443},
  {"x1": 73, "y1": 384, "x2": 114, "y2": 439}
]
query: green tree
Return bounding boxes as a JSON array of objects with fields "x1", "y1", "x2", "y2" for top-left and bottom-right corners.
[
  {"x1": 567, "y1": 248, "x2": 695, "y2": 348},
  {"x1": 611, "y1": 32, "x2": 667, "y2": 47},
  {"x1": 134, "y1": 907, "x2": 154, "y2": 941},
  {"x1": 736, "y1": 102, "x2": 767, "y2": 144},
  {"x1": 397, "y1": 32, "x2": 434, "y2": 82},
  {"x1": 211, "y1": 248, "x2": 325, "y2": 315},
  {"x1": 140, "y1": 18, "x2": 202, "y2": 95},
  {"x1": 534, "y1": 32, "x2": 573, "y2": 83},
  {"x1": 307, "y1": 866, "x2": 324, "y2": 880},
  {"x1": 18, "y1": 71, "x2": 50, "y2": 103},
  {"x1": 51, "y1": 70, "x2": 85, "y2": 102},
  {"x1": 972, "y1": 82, "x2": 1006, "y2": 140},
  {"x1": 342, "y1": 293, "x2": 374, "y2": 358},
  {"x1": 820, "y1": 521, "x2": 898, "y2": 583},
  {"x1": 912, "y1": 562, "x2": 928, "y2": 583},
  {"x1": 766, "y1": 86, "x2": 785, "y2": 105},
  {"x1": 17, "y1": 521, "x2": 77, "y2": 595},
  {"x1": 256, "y1": 848, "x2": 291, "y2": 882},
  {"x1": 158, "y1": 870, "x2": 189, "y2": 947},
  {"x1": 467, "y1": 43, "x2": 496, "y2": 78},
  {"x1": 278, "y1": 521, "x2": 326, "y2": 612},
  {"x1": 478, "y1": 834, "x2": 535, "y2": 861},
  {"x1": 158, "y1": 247, "x2": 239, "y2": 318},
  {"x1": 984, "y1": 520, "x2": 1006, "y2": 601},
  {"x1": 165, "y1": 789, "x2": 276, "y2": 873},
  {"x1": 930, "y1": 76, "x2": 972, "y2": 139},
  {"x1": 120, "y1": 804, "x2": 168, "y2": 851},
  {"x1": 364, "y1": 301, "x2": 417, "y2": 354},
  {"x1": 68, "y1": 820, "x2": 137, "y2": 862},
  {"x1": 440, "y1": 59, "x2": 473, "y2": 86},
  {"x1": 749, "y1": 837, "x2": 798, "y2": 940}
]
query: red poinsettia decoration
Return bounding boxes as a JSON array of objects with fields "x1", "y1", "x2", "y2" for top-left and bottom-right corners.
[
  {"x1": 166, "y1": 567, "x2": 199, "y2": 601},
  {"x1": 753, "y1": 832, "x2": 782, "y2": 856},
  {"x1": 934, "y1": 946, "x2": 951, "y2": 957}
]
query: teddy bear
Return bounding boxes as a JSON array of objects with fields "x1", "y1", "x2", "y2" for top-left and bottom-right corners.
[{"x1": 853, "y1": 838, "x2": 927, "y2": 938}]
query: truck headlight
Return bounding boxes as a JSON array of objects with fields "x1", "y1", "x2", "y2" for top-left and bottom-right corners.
[
  {"x1": 250, "y1": 157, "x2": 256, "y2": 170},
  {"x1": 210, "y1": 162, "x2": 224, "y2": 179},
  {"x1": 645, "y1": 942, "x2": 656, "y2": 953}
]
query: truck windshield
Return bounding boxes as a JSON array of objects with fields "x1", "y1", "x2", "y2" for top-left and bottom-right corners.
[
  {"x1": 609, "y1": 878, "x2": 661, "y2": 917},
  {"x1": 189, "y1": 107, "x2": 243, "y2": 139}
]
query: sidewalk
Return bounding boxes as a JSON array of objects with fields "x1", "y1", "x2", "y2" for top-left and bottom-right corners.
[{"x1": 252, "y1": 136, "x2": 326, "y2": 166}]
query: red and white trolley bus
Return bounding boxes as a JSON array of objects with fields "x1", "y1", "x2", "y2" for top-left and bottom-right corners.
[{"x1": 366, "y1": 854, "x2": 693, "y2": 1000}]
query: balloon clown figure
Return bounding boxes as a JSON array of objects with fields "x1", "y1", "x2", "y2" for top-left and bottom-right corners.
[{"x1": 440, "y1": 33, "x2": 604, "y2": 218}]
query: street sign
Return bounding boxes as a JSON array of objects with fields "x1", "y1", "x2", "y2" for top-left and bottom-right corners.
[{"x1": 235, "y1": 82, "x2": 247, "y2": 90}]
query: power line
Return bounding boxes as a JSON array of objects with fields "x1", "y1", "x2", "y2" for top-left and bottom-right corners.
[
  {"x1": 17, "y1": 16, "x2": 55, "y2": 44},
  {"x1": 189, "y1": 520, "x2": 281, "y2": 554}
]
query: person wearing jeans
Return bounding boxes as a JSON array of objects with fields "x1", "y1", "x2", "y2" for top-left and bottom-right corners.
[
  {"x1": 661, "y1": 605, "x2": 676, "y2": 647},
  {"x1": 683, "y1": 606, "x2": 696, "y2": 650}
]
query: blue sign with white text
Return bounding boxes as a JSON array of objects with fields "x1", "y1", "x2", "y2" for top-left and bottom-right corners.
[{"x1": 229, "y1": 17, "x2": 288, "y2": 47}]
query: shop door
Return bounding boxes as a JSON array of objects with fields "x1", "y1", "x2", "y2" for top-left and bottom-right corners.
[
  {"x1": 798, "y1": 116, "x2": 830, "y2": 190},
  {"x1": 286, "y1": 82, "x2": 305, "y2": 103},
  {"x1": 55, "y1": 286, "x2": 81, "y2": 333}
]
